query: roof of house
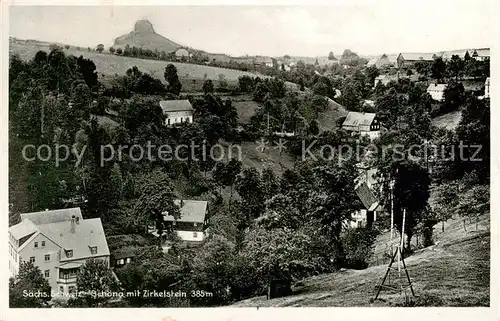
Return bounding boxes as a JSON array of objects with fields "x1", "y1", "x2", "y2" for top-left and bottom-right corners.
[
  {"x1": 342, "y1": 112, "x2": 377, "y2": 128},
  {"x1": 159, "y1": 100, "x2": 194, "y2": 113},
  {"x1": 9, "y1": 219, "x2": 38, "y2": 240},
  {"x1": 401, "y1": 52, "x2": 436, "y2": 61},
  {"x1": 163, "y1": 199, "x2": 208, "y2": 223},
  {"x1": 355, "y1": 181, "x2": 379, "y2": 211},
  {"x1": 427, "y1": 83, "x2": 447, "y2": 92},
  {"x1": 36, "y1": 217, "x2": 110, "y2": 261},
  {"x1": 20, "y1": 208, "x2": 83, "y2": 226}
]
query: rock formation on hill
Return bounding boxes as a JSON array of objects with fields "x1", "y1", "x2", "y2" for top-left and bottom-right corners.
[{"x1": 113, "y1": 19, "x2": 182, "y2": 53}]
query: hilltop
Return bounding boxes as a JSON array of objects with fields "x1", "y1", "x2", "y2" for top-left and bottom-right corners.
[{"x1": 113, "y1": 19, "x2": 182, "y2": 53}]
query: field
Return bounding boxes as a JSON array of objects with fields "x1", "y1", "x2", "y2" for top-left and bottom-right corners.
[
  {"x1": 9, "y1": 41, "x2": 268, "y2": 91},
  {"x1": 232, "y1": 214, "x2": 490, "y2": 307}
]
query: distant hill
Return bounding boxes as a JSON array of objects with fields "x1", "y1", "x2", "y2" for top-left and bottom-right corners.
[{"x1": 113, "y1": 19, "x2": 182, "y2": 53}]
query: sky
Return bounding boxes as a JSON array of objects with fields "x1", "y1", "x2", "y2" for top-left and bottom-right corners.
[{"x1": 9, "y1": 3, "x2": 494, "y2": 57}]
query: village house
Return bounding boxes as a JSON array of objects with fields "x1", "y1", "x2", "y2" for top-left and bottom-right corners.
[
  {"x1": 350, "y1": 181, "x2": 381, "y2": 228},
  {"x1": 8, "y1": 208, "x2": 109, "y2": 297},
  {"x1": 471, "y1": 48, "x2": 490, "y2": 61},
  {"x1": 367, "y1": 54, "x2": 397, "y2": 69},
  {"x1": 342, "y1": 111, "x2": 381, "y2": 140},
  {"x1": 397, "y1": 52, "x2": 437, "y2": 68},
  {"x1": 149, "y1": 200, "x2": 209, "y2": 249},
  {"x1": 426, "y1": 83, "x2": 447, "y2": 102},
  {"x1": 253, "y1": 57, "x2": 274, "y2": 68},
  {"x1": 159, "y1": 99, "x2": 194, "y2": 126}
]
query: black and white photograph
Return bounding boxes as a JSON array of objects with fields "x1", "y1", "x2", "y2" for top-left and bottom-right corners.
[{"x1": 2, "y1": 1, "x2": 496, "y2": 318}]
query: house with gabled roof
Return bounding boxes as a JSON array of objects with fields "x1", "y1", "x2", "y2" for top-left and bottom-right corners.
[
  {"x1": 148, "y1": 199, "x2": 209, "y2": 250},
  {"x1": 8, "y1": 208, "x2": 109, "y2": 297},
  {"x1": 342, "y1": 111, "x2": 381, "y2": 140},
  {"x1": 427, "y1": 83, "x2": 447, "y2": 101},
  {"x1": 160, "y1": 99, "x2": 194, "y2": 126}
]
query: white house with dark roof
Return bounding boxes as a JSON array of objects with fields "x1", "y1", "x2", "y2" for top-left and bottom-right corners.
[
  {"x1": 149, "y1": 199, "x2": 209, "y2": 247},
  {"x1": 342, "y1": 112, "x2": 381, "y2": 140},
  {"x1": 159, "y1": 100, "x2": 194, "y2": 126},
  {"x1": 427, "y1": 83, "x2": 447, "y2": 102},
  {"x1": 8, "y1": 208, "x2": 109, "y2": 297}
]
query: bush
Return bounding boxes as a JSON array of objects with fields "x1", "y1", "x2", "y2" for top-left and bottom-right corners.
[{"x1": 341, "y1": 227, "x2": 379, "y2": 269}]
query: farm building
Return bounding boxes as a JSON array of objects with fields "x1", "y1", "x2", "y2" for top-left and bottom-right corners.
[
  {"x1": 427, "y1": 83, "x2": 447, "y2": 102},
  {"x1": 367, "y1": 54, "x2": 398, "y2": 69},
  {"x1": 159, "y1": 99, "x2": 194, "y2": 126},
  {"x1": 398, "y1": 52, "x2": 437, "y2": 68},
  {"x1": 342, "y1": 111, "x2": 381, "y2": 140}
]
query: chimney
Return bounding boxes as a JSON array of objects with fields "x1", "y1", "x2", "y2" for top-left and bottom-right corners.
[
  {"x1": 180, "y1": 199, "x2": 184, "y2": 207},
  {"x1": 70, "y1": 215, "x2": 75, "y2": 233}
]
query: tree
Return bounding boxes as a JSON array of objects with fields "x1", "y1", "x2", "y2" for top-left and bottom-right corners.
[
  {"x1": 446, "y1": 55, "x2": 464, "y2": 80},
  {"x1": 96, "y1": 44, "x2": 104, "y2": 53},
  {"x1": 339, "y1": 80, "x2": 361, "y2": 111},
  {"x1": 68, "y1": 259, "x2": 119, "y2": 307},
  {"x1": 235, "y1": 168, "x2": 264, "y2": 226},
  {"x1": 109, "y1": 47, "x2": 116, "y2": 54},
  {"x1": 441, "y1": 80, "x2": 465, "y2": 113},
  {"x1": 393, "y1": 162, "x2": 431, "y2": 251},
  {"x1": 116, "y1": 48, "x2": 123, "y2": 55},
  {"x1": 202, "y1": 79, "x2": 214, "y2": 94},
  {"x1": 9, "y1": 261, "x2": 51, "y2": 308},
  {"x1": 365, "y1": 65, "x2": 380, "y2": 87},
  {"x1": 308, "y1": 119, "x2": 320, "y2": 136},
  {"x1": 134, "y1": 169, "x2": 181, "y2": 234},
  {"x1": 238, "y1": 75, "x2": 255, "y2": 92},
  {"x1": 328, "y1": 51, "x2": 336, "y2": 60},
  {"x1": 431, "y1": 57, "x2": 446, "y2": 81},
  {"x1": 164, "y1": 64, "x2": 182, "y2": 95}
]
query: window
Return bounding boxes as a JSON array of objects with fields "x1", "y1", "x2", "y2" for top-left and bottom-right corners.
[
  {"x1": 30, "y1": 256, "x2": 35, "y2": 263},
  {"x1": 167, "y1": 118, "x2": 171, "y2": 125},
  {"x1": 59, "y1": 286, "x2": 64, "y2": 294},
  {"x1": 193, "y1": 232, "x2": 198, "y2": 238},
  {"x1": 34, "y1": 242, "x2": 38, "y2": 248},
  {"x1": 193, "y1": 223, "x2": 197, "y2": 227},
  {"x1": 44, "y1": 270, "x2": 50, "y2": 277},
  {"x1": 118, "y1": 259, "x2": 125, "y2": 265},
  {"x1": 126, "y1": 258, "x2": 131, "y2": 263},
  {"x1": 41, "y1": 241, "x2": 46, "y2": 247},
  {"x1": 65, "y1": 250, "x2": 73, "y2": 258},
  {"x1": 90, "y1": 246, "x2": 97, "y2": 255},
  {"x1": 45, "y1": 254, "x2": 50, "y2": 261},
  {"x1": 172, "y1": 221, "x2": 176, "y2": 226}
]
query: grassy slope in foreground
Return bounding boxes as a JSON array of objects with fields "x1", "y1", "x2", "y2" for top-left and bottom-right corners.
[{"x1": 232, "y1": 214, "x2": 490, "y2": 307}]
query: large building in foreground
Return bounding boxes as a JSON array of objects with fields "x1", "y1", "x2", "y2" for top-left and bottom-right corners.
[{"x1": 8, "y1": 208, "x2": 109, "y2": 297}]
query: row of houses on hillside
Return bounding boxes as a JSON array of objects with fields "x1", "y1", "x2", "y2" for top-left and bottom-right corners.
[{"x1": 367, "y1": 48, "x2": 490, "y2": 69}]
